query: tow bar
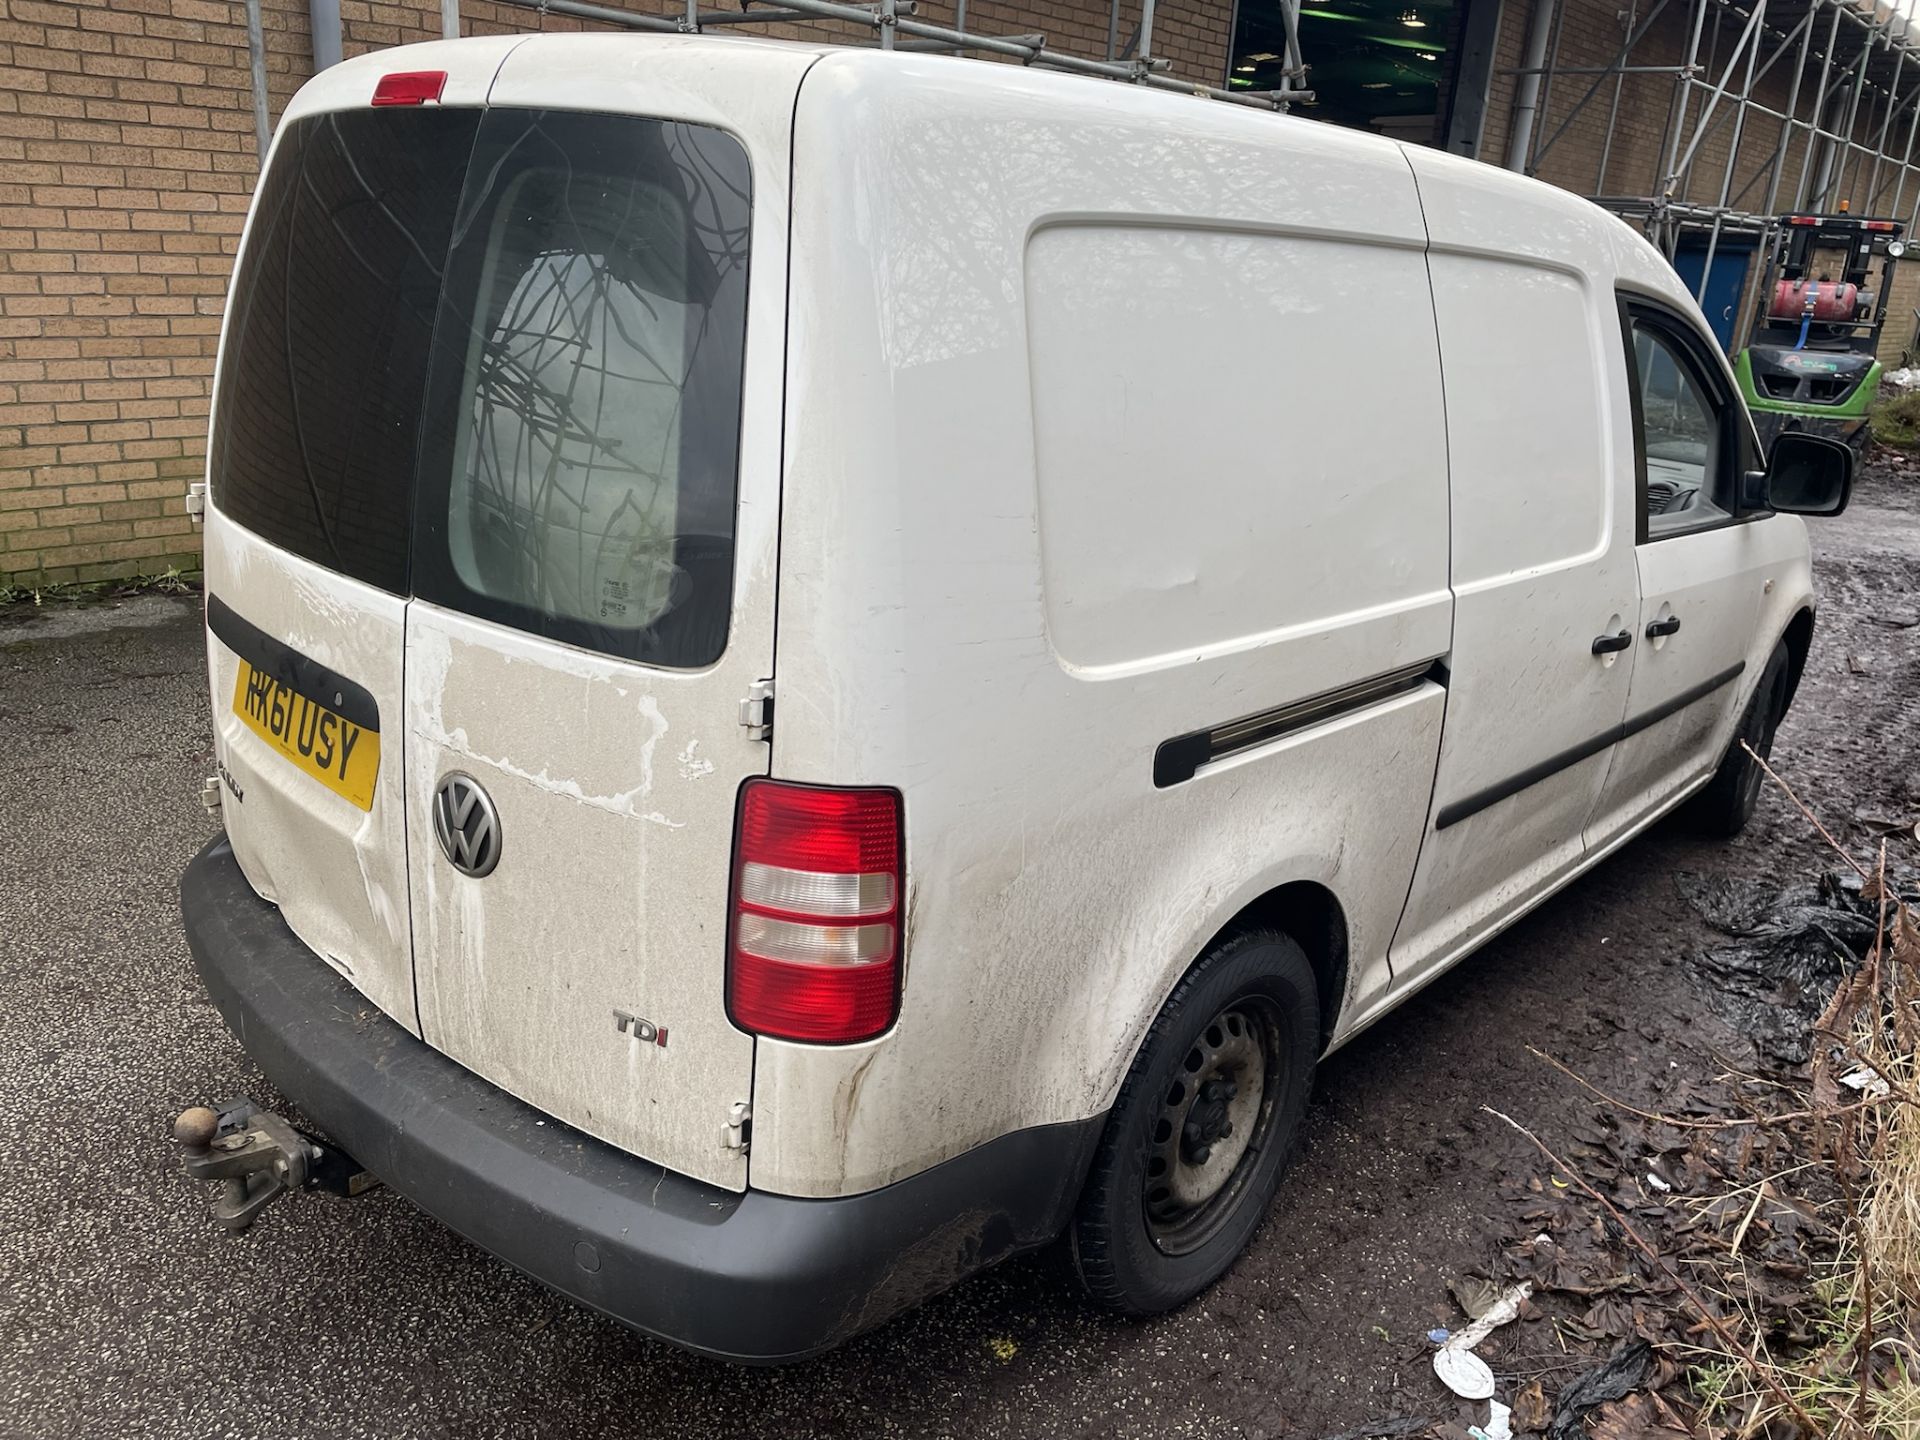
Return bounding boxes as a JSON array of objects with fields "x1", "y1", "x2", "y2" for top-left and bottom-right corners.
[{"x1": 172, "y1": 1097, "x2": 380, "y2": 1232}]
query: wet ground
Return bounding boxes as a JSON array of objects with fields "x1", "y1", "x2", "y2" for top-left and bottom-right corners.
[{"x1": 2, "y1": 466, "x2": 1916, "y2": 1440}]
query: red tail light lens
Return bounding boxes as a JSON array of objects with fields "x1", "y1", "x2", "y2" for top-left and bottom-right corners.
[
  {"x1": 728, "y1": 781, "x2": 903, "y2": 1044},
  {"x1": 372, "y1": 71, "x2": 447, "y2": 106}
]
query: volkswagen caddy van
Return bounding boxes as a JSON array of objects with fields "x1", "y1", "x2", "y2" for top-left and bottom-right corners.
[{"x1": 177, "y1": 32, "x2": 1853, "y2": 1362}]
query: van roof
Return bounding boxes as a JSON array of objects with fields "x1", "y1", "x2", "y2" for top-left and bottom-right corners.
[{"x1": 275, "y1": 32, "x2": 1700, "y2": 323}]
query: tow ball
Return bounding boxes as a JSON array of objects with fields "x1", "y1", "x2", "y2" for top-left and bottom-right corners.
[{"x1": 172, "y1": 1097, "x2": 380, "y2": 1232}]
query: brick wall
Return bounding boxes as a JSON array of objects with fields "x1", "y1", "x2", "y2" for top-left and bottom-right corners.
[
  {"x1": 1, "y1": 0, "x2": 244, "y2": 585},
  {"x1": 9, "y1": 1, "x2": 1916, "y2": 585},
  {"x1": 0, "y1": 0, "x2": 1226, "y2": 584}
]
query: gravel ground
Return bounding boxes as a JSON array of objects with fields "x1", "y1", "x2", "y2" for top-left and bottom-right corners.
[{"x1": 1, "y1": 466, "x2": 1915, "y2": 1440}]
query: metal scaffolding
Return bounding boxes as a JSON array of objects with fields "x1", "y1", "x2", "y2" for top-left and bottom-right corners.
[
  {"x1": 473, "y1": 0, "x2": 1920, "y2": 344},
  {"x1": 491, "y1": 0, "x2": 1312, "y2": 108},
  {"x1": 1504, "y1": 1, "x2": 1920, "y2": 293}
]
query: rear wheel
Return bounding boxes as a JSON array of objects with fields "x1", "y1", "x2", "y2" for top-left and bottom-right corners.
[
  {"x1": 1070, "y1": 930, "x2": 1317, "y2": 1314},
  {"x1": 1687, "y1": 641, "x2": 1791, "y2": 837}
]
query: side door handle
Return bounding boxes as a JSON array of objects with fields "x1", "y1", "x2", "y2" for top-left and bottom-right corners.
[
  {"x1": 1646, "y1": 616, "x2": 1682, "y2": 639},
  {"x1": 1591, "y1": 629, "x2": 1633, "y2": 655}
]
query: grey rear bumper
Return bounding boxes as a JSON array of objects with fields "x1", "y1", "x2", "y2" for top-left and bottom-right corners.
[{"x1": 179, "y1": 835, "x2": 1101, "y2": 1362}]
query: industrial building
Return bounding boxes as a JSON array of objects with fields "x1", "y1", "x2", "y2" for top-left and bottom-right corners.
[{"x1": 6, "y1": 0, "x2": 1920, "y2": 580}]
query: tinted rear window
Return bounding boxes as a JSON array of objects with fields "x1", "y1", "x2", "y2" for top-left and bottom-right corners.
[
  {"x1": 210, "y1": 107, "x2": 753, "y2": 669},
  {"x1": 210, "y1": 109, "x2": 478, "y2": 594}
]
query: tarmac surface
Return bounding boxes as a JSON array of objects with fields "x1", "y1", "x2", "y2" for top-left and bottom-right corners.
[{"x1": 3, "y1": 467, "x2": 1916, "y2": 1439}]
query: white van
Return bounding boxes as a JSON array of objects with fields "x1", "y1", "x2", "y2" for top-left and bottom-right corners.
[{"x1": 176, "y1": 33, "x2": 1853, "y2": 1361}]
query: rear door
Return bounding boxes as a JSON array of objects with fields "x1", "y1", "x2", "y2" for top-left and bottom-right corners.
[
  {"x1": 404, "y1": 50, "x2": 806, "y2": 1192},
  {"x1": 202, "y1": 81, "x2": 502, "y2": 1036}
]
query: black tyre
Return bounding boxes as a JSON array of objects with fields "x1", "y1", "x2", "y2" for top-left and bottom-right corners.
[
  {"x1": 1687, "y1": 641, "x2": 1791, "y2": 838},
  {"x1": 1070, "y1": 929, "x2": 1317, "y2": 1314}
]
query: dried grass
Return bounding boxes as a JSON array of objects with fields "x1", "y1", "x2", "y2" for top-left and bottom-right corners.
[
  {"x1": 1869, "y1": 1370, "x2": 1920, "y2": 1440},
  {"x1": 1679, "y1": 751, "x2": 1920, "y2": 1438},
  {"x1": 1861, "y1": 1048, "x2": 1920, "y2": 1310}
]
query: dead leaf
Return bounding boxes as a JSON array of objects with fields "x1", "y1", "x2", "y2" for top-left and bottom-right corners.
[
  {"x1": 1895, "y1": 908, "x2": 1920, "y2": 1052},
  {"x1": 1585, "y1": 1392, "x2": 1690, "y2": 1439},
  {"x1": 1448, "y1": 1274, "x2": 1503, "y2": 1321},
  {"x1": 1512, "y1": 1379, "x2": 1549, "y2": 1434},
  {"x1": 1581, "y1": 1296, "x2": 1634, "y2": 1339}
]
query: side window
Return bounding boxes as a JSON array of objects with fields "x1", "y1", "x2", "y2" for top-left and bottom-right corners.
[{"x1": 1628, "y1": 317, "x2": 1735, "y2": 538}]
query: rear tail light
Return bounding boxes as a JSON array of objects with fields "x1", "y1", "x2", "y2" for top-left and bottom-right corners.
[
  {"x1": 728, "y1": 781, "x2": 903, "y2": 1044},
  {"x1": 372, "y1": 71, "x2": 447, "y2": 106}
]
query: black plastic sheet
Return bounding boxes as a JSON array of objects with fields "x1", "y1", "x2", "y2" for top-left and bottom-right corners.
[
  {"x1": 1676, "y1": 870, "x2": 1911, "y2": 1064},
  {"x1": 1547, "y1": 1339, "x2": 1654, "y2": 1440}
]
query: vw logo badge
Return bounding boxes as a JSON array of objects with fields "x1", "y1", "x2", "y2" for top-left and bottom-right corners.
[{"x1": 433, "y1": 772, "x2": 501, "y2": 878}]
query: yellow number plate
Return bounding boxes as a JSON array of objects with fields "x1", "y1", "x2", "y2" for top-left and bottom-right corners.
[{"x1": 231, "y1": 660, "x2": 380, "y2": 810}]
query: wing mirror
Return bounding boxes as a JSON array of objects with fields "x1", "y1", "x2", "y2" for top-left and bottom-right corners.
[{"x1": 1761, "y1": 430, "x2": 1853, "y2": 516}]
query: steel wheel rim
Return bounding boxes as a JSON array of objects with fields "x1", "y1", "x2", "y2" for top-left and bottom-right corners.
[{"x1": 1143, "y1": 996, "x2": 1286, "y2": 1257}]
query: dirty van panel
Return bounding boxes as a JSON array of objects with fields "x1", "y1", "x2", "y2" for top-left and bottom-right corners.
[
  {"x1": 1388, "y1": 247, "x2": 1637, "y2": 986},
  {"x1": 202, "y1": 521, "x2": 418, "y2": 1032},
  {"x1": 1584, "y1": 312, "x2": 1769, "y2": 847},
  {"x1": 404, "y1": 108, "x2": 765, "y2": 1191},
  {"x1": 202, "y1": 106, "x2": 484, "y2": 1035},
  {"x1": 755, "y1": 53, "x2": 1452, "y2": 1198},
  {"x1": 1386, "y1": 150, "x2": 1641, "y2": 997}
]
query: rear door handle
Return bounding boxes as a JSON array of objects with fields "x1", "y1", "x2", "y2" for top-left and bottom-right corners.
[
  {"x1": 1646, "y1": 616, "x2": 1682, "y2": 638},
  {"x1": 1591, "y1": 629, "x2": 1633, "y2": 655}
]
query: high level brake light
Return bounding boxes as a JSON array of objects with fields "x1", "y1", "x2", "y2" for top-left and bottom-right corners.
[
  {"x1": 372, "y1": 71, "x2": 447, "y2": 106},
  {"x1": 728, "y1": 781, "x2": 904, "y2": 1044}
]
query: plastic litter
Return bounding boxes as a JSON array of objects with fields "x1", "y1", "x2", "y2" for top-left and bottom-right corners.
[
  {"x1": 1427, "y1": 1328, "x2": 1451, "y2": 1345},
  {"x1": 1443, "y1": 1280, "x2": 1532, "y2": 1353},
  {"x1": 1469, "y1": 1402, "x2": 1513, "y2": 1440},
  {"x1": 1645, "y1": 1171, "x2": 1672, "y2": 1193},
  {"x1": 1547, "y1": 1339, "x2": 1654, "y2": 1440},
  {"x1": 1433, "y1": 1281, "x2": 1532, "y2": 1399},
  {"x1": 1841, "y1": 1064, "x2": 1892, "y2": 1100},
  {"x1": 1676, "y1": 870, "x2": 1915, "y2": 1064},
  {"x1": 1433, "y1": 1345, "x2": 1496, "y2": 1400}
]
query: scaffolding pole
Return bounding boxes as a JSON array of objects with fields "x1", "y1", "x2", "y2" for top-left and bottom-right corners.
[
  {"x1": 479, "y1": 0, "x2": 1920, "y2": 278},
  {"x1": 1692, "y1": 0, "x2": 1769, "y2": 310},
  {"x1": 1505, "y1": 0, "x2": 1920, "y2": 256},
  {"x1": 497, "y1": 0, "x2": 1312, "y2": 108}
]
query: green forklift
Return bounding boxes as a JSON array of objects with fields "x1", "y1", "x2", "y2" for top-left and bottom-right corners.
[{"x1": 1731, "y1": 211, "x2": 1907, "y2": 450}]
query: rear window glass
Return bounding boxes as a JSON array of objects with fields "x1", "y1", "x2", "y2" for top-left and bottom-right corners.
[
  {"x1": 209, "y1": 107, "x2": 753, "y2": 670},
  {"x1": 411, "y1": 111, "x2": 752, "y2": 668},
  {"x1": 209, "y1": 109, "x2": 479, "y2": 594}
]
